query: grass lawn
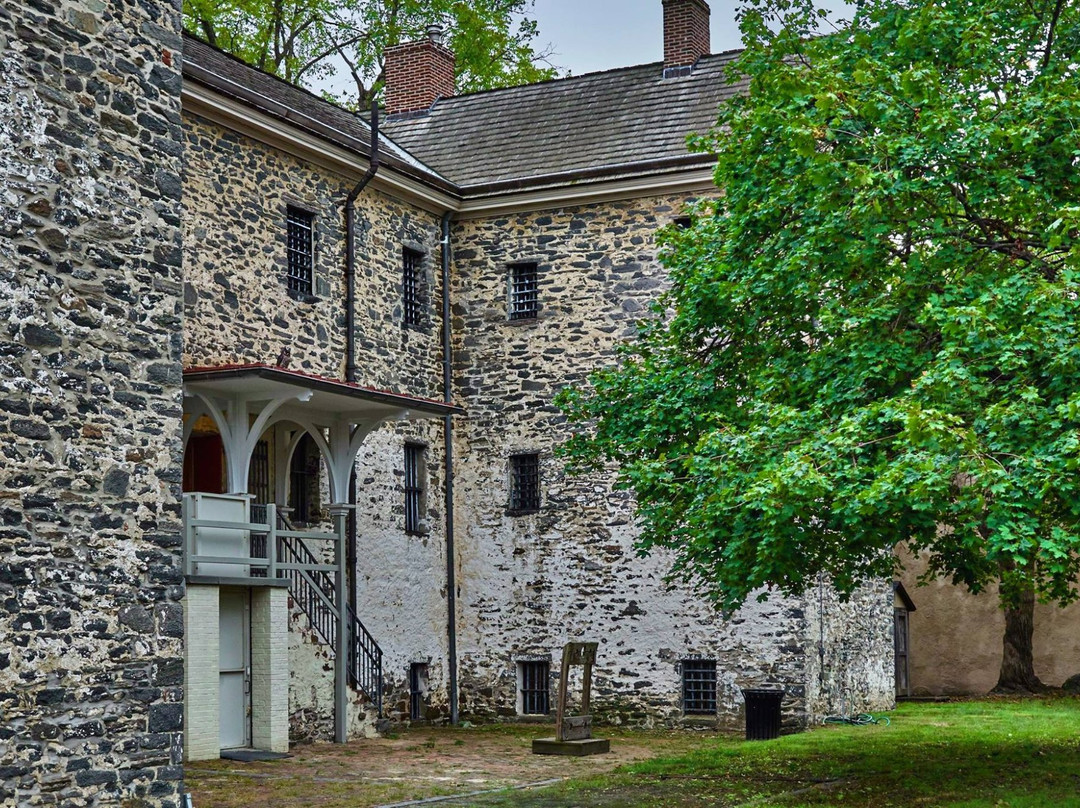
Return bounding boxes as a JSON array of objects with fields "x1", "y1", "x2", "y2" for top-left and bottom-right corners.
[
  {"x1": 186, "y1": 697, "x2": 1080, "y2": 807},
  {"x1": 445, "y1": 698, "x2": 1080, "y2": 807}
]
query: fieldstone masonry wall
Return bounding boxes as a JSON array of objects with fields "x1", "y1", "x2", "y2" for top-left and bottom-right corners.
[
  {"x1": 0, "y1": 0, "x2": 186, "y2": 803},
  {"x1": 448, "y1": 196, "x2": 894, "y2": 727},
  {"x1": 182, "y1": 114, "x2": 446, "y2": 397},
  {"x1": 182, "y1": 114, "x2": 456, "y2": 736}
]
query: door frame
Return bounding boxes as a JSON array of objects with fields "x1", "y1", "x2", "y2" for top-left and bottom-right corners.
[{"x1": 219, "y1": 587, "x2": 252, "y2": 750}]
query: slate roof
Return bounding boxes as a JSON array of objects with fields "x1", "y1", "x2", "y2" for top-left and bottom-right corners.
[
  {"x1": 181, "y1": 33, "x2": 451, "y2": 187},
  {"x1": 381, "y1": 54, "x2": 745, "y2": 190},
  {"x1": 182, "y1": 31, "x2": 743, "y2": 195}
]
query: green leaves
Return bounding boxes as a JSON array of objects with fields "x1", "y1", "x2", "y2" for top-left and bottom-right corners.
[
  {"x1": 559, "y1": 0, "x2": 1080, "y2": 614},
  {"x1": 182, "y1": 0, "x2": 558, "y2": 108}
]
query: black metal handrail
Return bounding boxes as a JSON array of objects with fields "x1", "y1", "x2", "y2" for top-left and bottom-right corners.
[{"x1": 253, "y1": 505, "x2": 383, "y2": 715}]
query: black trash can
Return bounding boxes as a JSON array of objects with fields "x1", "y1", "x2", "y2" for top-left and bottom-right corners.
[{"x1": 743, "y1": 688, "x2": 783, "y2": 741}]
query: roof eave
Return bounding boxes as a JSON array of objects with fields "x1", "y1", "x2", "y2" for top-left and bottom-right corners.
[
  {"x1": 183, "y1": 364, "x2": 464, "y2": 418},
  {"x1": 182, "y1": 60, "x2": 459, "y2": 196}
]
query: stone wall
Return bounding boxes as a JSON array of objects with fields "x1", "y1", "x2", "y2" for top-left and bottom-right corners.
[
  {"x1": 182, "y1": 114, "x2": 446, "y2": 399},
  {"x1": 447, "y1": 195, "x2": 895, "y2": 727},
  {"x1": 0, "y1": 0, "x2": 186, "y2": 804},
  {"x1": 353, "y1": 423, "x2": 453, "y2": 725},
  {"x1": 182, "y1": 113, "x2": 457, "y2": 733},
  {"x1": 803, "y1": 579, "x2": 895, "y2": 719}
]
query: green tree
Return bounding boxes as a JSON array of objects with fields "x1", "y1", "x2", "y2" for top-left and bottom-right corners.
[
  {"x1": 183, "y1": 0, "x2": 557, "y2": 107},
  {"x1": 559, "y1": 0, "x2": 1080, "y2": 693}
]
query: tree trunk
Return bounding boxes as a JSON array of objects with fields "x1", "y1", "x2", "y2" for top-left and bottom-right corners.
[{"x1": 993, "y1": 583, "x2": 1045, "y2": 693}]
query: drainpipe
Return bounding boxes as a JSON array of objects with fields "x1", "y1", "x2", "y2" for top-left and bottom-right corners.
[
  {"x1": 441, "y1": 210, "x2": 459, "y2": 725},
  {"x1": 345, "y1": 100, "x2": 380, "y2": 385},
  {"x1": 339, "y1": 102, "x2": 379, "y2": 740}
]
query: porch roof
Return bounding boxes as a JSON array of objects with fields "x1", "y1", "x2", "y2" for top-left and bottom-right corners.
[{"x1": 183, "y1": 364, "x2": 463, "y2": 420}]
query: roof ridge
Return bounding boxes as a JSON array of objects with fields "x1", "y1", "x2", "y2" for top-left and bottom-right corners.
[{"x1": 420, "y1": 48, "x2": 744, "y2": 109}]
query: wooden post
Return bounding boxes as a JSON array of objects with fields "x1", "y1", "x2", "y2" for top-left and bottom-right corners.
[{"x1": 534, "y1": 641, "x2": 608, "y2": 756}]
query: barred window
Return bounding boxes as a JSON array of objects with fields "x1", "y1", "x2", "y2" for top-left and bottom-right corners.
[
  {"x1": 508, "y1": 262, "x2": 539, "y2": 321},
  {"x1": 286, "y1": 206, "x2": 315, "y2": 295},
  {"x1": 508, "y1": 453, "x2": 540, "y2": 514},
  {"x1": 403, "y1": 247, "x2": 426, "y2": 327},
  {"x1": 404, "y1": 443, "x2": 426, "y2": 535},
  {"x1": 681, "y1": 659, "x2": 717, "y2": 715},
  {"x1": 518, "y1": 661, "x2": 549, "y2": 715},
  {"x1": 409, "y1": 662, "x2": 428, "y2": 721}
]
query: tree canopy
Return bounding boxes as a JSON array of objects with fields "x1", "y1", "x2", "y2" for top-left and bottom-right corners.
[
  {"x1": 559, "y1": 0, "x2": 1080, "y2": 628},
  {"x1": 182, "y1": 0, "x2": 558, "y2": 107}
]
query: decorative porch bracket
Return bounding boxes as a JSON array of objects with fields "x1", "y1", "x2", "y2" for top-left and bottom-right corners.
[{"x1": 185, "y1": 389, "x2": 314, "y2": 495}]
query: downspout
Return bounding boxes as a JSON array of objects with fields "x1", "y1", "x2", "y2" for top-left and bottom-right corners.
[
  {"x1": 441, "y1": 210, "x2": 459, "y2": 725},
  {"x1": 340, "y1": 102, "x2": 380, "y2": 737},
  {"x1": 345, "y1": 100, "x2": 380, "y2": 385}
]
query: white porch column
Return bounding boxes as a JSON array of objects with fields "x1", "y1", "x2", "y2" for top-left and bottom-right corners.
[{"x1": 329, "y1": 504, "x2": 351, "y2": 744}]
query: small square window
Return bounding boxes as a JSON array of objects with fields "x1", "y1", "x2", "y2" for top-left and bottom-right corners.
[
  {"x1": 673, "y1": 216, "x2": 693, "y2": 230},
  {"x1": 286, "y1": 206, "x2": 315, "y2": 296},
  {"x1": 508, "y1": 262, "x2": 539, "y2": 321},
  {"x1": 404, "y1": 442, "x2": 426, "y2": 535},
  {"x1": 403, "y1": 248, "x2": 426, "y2": 327},
  {"x1": 508, "y1": 453, "x2": 540, "y2": 514},
  {"x1": 518, "y1": 661, "x2": 550, "y2": 715},
  {"x1": 682, "y1": 659, "x2": 717, "y2": 715}
]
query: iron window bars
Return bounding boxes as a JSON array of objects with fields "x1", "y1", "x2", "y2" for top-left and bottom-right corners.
[
  {"x1": 409, "y1": 662, "x2": 427, "y2": 720},
  {"x1": 404, "y1": 443, "x2": 425, "y2": 534},
  {"x1": 519, "y1": 660, "x2": 550, "y2": 715},
  {"x1": 681, "y1": 659, "x2": 717, "y2": 715},
  {"x1": 286, "y1": 206, "x2": 315, "y2": 295},
  {"x1": 403, "y1": 247, "x2": 426, "y2": 327},
  {"x1": 508, "y1": 262, "x2": 539, "y2": 320},
  {"x1": 508, "y1": 453, "x2": 540, "y2": 514}
]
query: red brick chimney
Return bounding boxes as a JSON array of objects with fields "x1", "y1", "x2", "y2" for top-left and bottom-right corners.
[
  {"x1": 384, "y1": 25, "x2": 456, "y2": 116},
  {"x1": 663, "y1": 0, "x2": 711, "y2": 75}
]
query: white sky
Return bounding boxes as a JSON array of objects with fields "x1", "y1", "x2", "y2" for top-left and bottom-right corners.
[
  {"x1": 315, "y1": 0, "x2": 854, "y2": 99},
  {"x1": 530, "y1": 0, "x2": 855, "y2": 76}
]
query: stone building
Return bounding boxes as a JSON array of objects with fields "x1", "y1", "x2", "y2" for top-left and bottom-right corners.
[{"x1": 1, "y1": 0, "x2": 894, "y2": 803}]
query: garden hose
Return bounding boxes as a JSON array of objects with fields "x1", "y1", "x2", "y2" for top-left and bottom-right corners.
[{"x1": 821, "y1": 713, "x2": 891, "y2": 726}]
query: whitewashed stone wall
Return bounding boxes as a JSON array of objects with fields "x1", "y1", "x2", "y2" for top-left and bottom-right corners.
[
  {"x1": 179, "y1": 97, "x2": 894, "y2": 735},
  {"x1": 181, "y1": 114, "x2": 455, "y2": 736},
  {"x1": 0, "y1": 0, "x2": 186, "y2": 803},
  {"x1": 448, "y1": 196, "x2": 895, "y2": 728}
]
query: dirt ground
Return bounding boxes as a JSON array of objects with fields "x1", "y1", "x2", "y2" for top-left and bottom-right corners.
[{"x1": 184, "y1": 724, "x2": 713, "y2": 808}]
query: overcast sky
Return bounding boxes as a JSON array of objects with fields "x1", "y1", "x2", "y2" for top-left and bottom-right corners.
[{"x1": 530, "y1": 0, "x2": 854, "y2": 76}]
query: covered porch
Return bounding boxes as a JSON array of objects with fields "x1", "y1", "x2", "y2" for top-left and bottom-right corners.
[{"x1": 180, "y1": 364, "x2": 460, "y2": 760}]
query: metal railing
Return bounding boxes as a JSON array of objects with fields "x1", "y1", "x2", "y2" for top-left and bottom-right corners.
[
  {"x1": 181, "y1": 497, "x2": 383, "y2": 715},
  {"x1": 277, "y1": 528, "x2": 383, "y2": 715}
]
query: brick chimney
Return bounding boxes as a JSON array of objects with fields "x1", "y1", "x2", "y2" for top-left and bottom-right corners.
[
  {"x1": 384, "y1": 25, "x2": 456, "y2": 116},
  {"x1": 662, "y1": 0, "x2": 711, "y2": 75}
]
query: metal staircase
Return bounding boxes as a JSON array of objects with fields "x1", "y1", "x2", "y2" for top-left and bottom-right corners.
[{"x1": 252, "y1": 505, "x2": 383, "y2": 715}]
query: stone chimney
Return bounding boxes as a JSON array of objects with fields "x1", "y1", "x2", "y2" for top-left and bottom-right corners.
[
  {"x1": 384, "y1": 25, "x2": 456, "y2": 116},
  {"x1": 662, "y1": 0, "x2": 711, "y2": 75}
]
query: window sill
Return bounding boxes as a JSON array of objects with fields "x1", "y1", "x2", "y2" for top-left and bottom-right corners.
[
  {"x1": 505, "y1": 508, "x2": 540, "y2": 517},
  {"x1": 286, "y1": 288, "x2": 319, "y2": 305},
  {"x1": 506, "y1": 316, "x2": 539, "y2": 326},
  {"x1": 403, "y1": 321, "x2": 432, "y2": 335}
]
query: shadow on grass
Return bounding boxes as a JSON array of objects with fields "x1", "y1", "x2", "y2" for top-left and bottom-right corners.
[{"x1": 438, "y1": 698, "x2": 1080, "y2": 808}]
